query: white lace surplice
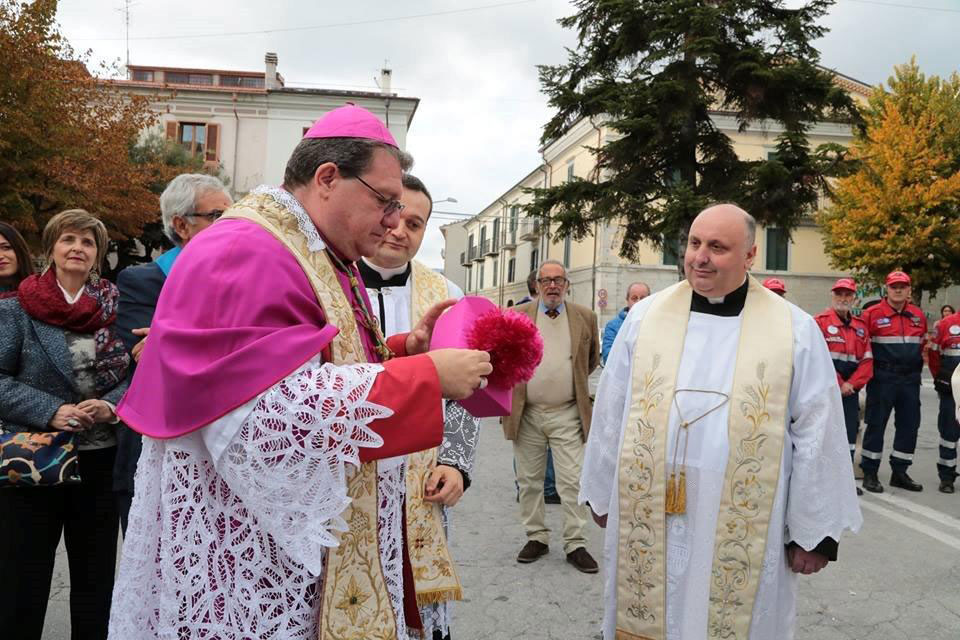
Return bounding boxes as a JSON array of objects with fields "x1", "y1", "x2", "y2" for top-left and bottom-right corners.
[
  {"x1": 580, "y1": 295, "x2": 864, "y2": 640},
  {"x1": 109, "y1": 356, "x2": 412, "y2": 639}
]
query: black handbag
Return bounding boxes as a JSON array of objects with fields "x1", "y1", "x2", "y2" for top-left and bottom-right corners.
[{"x1": 0, "y1": 430, "x2": 81, "y2": 487}]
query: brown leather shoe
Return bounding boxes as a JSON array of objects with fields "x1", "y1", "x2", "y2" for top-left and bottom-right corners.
[
  {"x1": 517, "y1": 540, "x2": 549, "y2": 563},
  {"x1": 566, "y1": 547, "x2": 598, "y2": 574}
]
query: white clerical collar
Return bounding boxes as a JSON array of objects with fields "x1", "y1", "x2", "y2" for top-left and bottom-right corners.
[
  {"x1": 361, "y1": 257, "x2": 408, "y2": 281},
  {"x1": 57, "y1": 280, "x2": 84, "y2": 305},
  {"x1": 704, "y1": 277, "x2": 748, "y2": 304}
]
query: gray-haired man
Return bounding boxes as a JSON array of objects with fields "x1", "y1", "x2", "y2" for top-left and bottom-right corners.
[{"x1": 113, "y1": 173, "x2": 232, "y2": 532}]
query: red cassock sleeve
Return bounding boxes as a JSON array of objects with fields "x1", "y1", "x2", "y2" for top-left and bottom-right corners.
[
  {"x1": 359, "y1": 352, "x2": 443, "y2": 463},
  {"x1": 387, "y1": 333, "x2": 410, "y2": 358}
]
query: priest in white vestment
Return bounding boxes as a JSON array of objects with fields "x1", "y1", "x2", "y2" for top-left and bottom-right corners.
[
  {"x1": 581, "y1": 204, "x2": 862, "y2": 640},
  {"x1": 359, "y1": 173, "x2": 480, "y2": 639}
]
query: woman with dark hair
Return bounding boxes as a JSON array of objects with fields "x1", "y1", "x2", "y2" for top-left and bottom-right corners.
[
  {"x1": 0, "y1": 209, "x2": 130, "y2": 640},
  {"x1": 0, "y1": 221, "x2": 34, "y2": 297}
]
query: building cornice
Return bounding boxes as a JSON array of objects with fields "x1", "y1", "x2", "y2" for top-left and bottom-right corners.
[
  {"x1": 709, "y1": 113, "x2": 855, "y2": 138},
  {"x1": 540, "y1": 114, "x2": 609, "y2": 161}
]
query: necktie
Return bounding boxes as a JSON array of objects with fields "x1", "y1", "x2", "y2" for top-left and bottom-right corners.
[{"x1": 545, "y1": 308, "x2": 560, "y2": 319}]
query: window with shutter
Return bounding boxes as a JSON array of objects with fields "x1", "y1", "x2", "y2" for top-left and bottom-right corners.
[
  {"x1": 178, "y1": 122, "x2": 206, "y2": 159},
  {"x1": 205, "y1": 124, "x2": 220, "y2": 163},
  {"x1": 165, "y1": 121, "x2": 179, "y2": 141}
]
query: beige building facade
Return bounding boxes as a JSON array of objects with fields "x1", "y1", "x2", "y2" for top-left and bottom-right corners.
[{"x1": 442, "y1": 73, "x2": 959, "y2": 325}]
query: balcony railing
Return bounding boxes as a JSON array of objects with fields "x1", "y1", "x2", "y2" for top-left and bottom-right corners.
[
  {"x1": 502, "y1": 228, "x2": 518, "y2": 249},
  {"x1": 473, "y1": 243, "x2": 485, "y2": 261},
  {"x1": 460, "y1": 251, "x2": 471, "y2": 266},
  {"x1": 485, "y1": 237, "x2": 499, "y2": 256},
  {"x1": 519, "y1": 218, "x2": 542, "y2": 240}
]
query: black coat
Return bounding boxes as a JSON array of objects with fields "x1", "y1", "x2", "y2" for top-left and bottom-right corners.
[{"x1": 113, "y1": 261, "x2": 166, "y2": 494}]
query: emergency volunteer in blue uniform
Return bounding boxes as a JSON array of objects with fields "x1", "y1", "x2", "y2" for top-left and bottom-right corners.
[
  {"x1": 815, "y1": 278, "x2": 873, "y2": 496},
  {"x1": 860, "y1": 270, "x2": 927, "y2": 493},
  {"x1": 928, "y1": 309, "x2": 960, "y2": 493}
]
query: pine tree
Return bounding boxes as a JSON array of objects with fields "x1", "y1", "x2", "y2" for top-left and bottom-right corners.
[
  {"x1": 527, "y1": 0, "x2": 858, "y2": 261},
  {"x1": 818, "y1": 60, "x2": 960, "y2": 299}
]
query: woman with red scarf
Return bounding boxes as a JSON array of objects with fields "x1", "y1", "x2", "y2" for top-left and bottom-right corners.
[{"x1": 0, "y1": 210, "x2": 131, "y2": 640}]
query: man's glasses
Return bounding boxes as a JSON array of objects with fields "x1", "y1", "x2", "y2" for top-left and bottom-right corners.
[
  {"x1": 354, "y1": 176, "x2": 405, "y2": 217},
  {"x1": 537, "y1": 277, "x2": 568, "y2": 286},
  {"x1": 183, "y1": 209, "x2": 225, "y2": 222}
]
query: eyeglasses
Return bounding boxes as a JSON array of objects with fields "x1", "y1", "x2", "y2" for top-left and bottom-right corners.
[
  {"x1": 183, "y1": 209, "x2": 225, "y2": 222},
  {"x1": 537, "y1": 277, "x2": 568, "y2": 286},
  {"x1": 354, "y1": 176, "x2": 405, "y2": 217}
]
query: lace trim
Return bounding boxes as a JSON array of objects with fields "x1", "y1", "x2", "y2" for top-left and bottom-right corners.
[
  {"x1": 108, "y1": 361, "x2": 394, "y2": 638},
  {"x1": 378, "y1": 462, "x2": 409, "y2": 639},
  {"x1": 437, "y1": 400, "x2": 480, "y2": 476},
  {"x1": 252, "y1": 184, "x2": 326, "y2": 253}
]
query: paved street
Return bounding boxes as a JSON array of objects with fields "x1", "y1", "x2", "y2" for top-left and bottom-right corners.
[{"x1": 43, "y1": 381, "x2": 960, "y2": 639}]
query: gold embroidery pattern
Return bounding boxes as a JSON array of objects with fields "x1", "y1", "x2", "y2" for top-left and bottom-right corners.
[
  {"x1": 622, "y1": 356, "x2": 664, "y2": 624},
  {"x1": 221, "y1": 194, "x2": 396, "y2": 640},
  {"x1": 322, "y1": 462, "x2": 397, "y2": 640},
  {"x1": 706, "y1": 282, "x2": 792, "y2": 640},
  {"x1": 410, "y1": 260, "x2": 448, "y2": 329},
  {"x1": 709, "y1": 364, "x2": 771, "y2": 638},
  {"x1": 616, "y1": 283, "x2": 692, "y2": 640}
]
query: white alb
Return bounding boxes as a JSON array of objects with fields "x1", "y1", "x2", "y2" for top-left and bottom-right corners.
[{"x1": 581, "y1": 293, "x2": 863, "y2": 640}]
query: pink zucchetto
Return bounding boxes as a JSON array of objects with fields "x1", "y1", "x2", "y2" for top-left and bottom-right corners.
[{"x1": 303, "y1": 104, "x2": 398, "y2": 147}]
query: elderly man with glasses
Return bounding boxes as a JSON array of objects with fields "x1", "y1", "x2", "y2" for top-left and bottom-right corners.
[
  {"x1": 113, "y1": 172, "x2": 232, "y2": 533},
  {"x1": 503, "y1": 259, "x2": 601, "y2": 573}
]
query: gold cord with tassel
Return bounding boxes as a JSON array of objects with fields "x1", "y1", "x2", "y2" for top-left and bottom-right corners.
[{"x1": 667, "y1": 391, "x2": 730, "y2": 515}]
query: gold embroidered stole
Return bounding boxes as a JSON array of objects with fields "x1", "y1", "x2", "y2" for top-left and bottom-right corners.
[
  {"x1": 221, "y1": 193, "x2": 398, "y2": 640},
  {"x1": 615, "y1": 277, "x2": 793, "y2": 640},
  {"x1": 404, "y1": 260, "x2": 464, "y2": 606}
]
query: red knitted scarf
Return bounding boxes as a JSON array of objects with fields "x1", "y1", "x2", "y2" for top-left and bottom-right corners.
[{"x1": 18, "y1": 268, "x2": 118, "y2": 333}]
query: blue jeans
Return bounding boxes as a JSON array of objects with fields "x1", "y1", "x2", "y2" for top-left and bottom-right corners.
[{"x1": 544, "y1": 448, "x2": 558, "y2": 497}]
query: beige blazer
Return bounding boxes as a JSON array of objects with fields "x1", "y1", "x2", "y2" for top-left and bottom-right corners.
[{"x1": 502, "y1": 300, "x2": 600, "y2": 441}]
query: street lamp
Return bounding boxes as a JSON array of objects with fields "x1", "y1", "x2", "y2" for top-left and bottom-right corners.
[{"x1": 434, "y1": 197, "x2": 458, "y2": 204}]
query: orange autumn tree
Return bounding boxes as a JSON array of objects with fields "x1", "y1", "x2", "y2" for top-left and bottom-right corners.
[
  {"x1": 818, "y1": 60, "x2": 960, "y2": 300},
  {"x1": 0, "y1": 0, "x2": 164, "y2": 258}
]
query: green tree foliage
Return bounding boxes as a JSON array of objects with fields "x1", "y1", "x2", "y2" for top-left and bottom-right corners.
[
  {"x1": 818, "y1": 59, "x2": 960, "y2": 299},
  {"x1": 528, "y1": 0, "x2": 859, "y2": 261}
]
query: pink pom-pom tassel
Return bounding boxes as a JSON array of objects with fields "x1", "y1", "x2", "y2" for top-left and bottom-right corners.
[{"x1": 466, "y1": 309, "x2": 544, "y2": 389}]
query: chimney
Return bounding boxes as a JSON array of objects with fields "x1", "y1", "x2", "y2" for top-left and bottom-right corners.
[
  {"x1": 265, "y1": 52, "x2": 280, "y2": 90},
  {"x1": 379, "y1": 68, "x2": 392, "y2": 95}
]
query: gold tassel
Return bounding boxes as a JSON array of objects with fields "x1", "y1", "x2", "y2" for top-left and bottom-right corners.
[
  {"x1": 665, "y1": 471, "x2": 677, "y2": 514},
  {"x1": 674, "y1": 470, "x2": 687, "y2": 515},
  {"x1": 415, "y1": 586, "x2": 463, "y2": 607}
]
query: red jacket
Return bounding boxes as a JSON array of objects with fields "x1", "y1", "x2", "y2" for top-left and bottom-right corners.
[
  {"x1": 861, "y1": 298, "x2": 927, "y2": 382},
  {"x1": 814, "y1": 308, "x2": 873, "y2": 390},
  {"x1": 929, "y1": 311, "x2": 960, "y2": 382}
]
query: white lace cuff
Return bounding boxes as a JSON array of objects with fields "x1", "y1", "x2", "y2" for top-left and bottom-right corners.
[{"x1": 213, "y1": 359, "x2": 392, "y2": 575}]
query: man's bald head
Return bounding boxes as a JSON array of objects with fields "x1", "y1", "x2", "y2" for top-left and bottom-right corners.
[
  {"x1": 684, "y1": 204, "x2": 758, "y2": 297},
  {"x1": 695, "y1": 204, "x2": 756, "y2": 245}
]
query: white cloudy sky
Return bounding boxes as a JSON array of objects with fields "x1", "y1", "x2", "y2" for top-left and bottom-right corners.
[{"x1": 55, "y1": 0, "x2": 960, "y2": 268}]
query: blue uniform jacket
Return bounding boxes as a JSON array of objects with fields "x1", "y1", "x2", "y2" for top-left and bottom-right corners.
[{"x1": 602, "y1": 307, "x2": 628, "y2": 364}]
